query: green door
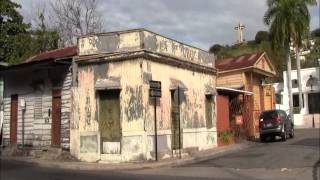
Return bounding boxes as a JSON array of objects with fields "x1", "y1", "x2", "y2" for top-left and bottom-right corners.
[{"x1": 99, "y1": 90, "x2": 121, "y2": 151}]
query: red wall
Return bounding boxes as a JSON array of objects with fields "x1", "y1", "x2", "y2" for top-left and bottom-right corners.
[{"x1": 217, "y1": 95, "x2": 230, "y2": 133}]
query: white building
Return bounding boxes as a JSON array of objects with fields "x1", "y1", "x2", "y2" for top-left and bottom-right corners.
[{"x1": 274, "y1": 67, "x2": 320, "y2": 127}]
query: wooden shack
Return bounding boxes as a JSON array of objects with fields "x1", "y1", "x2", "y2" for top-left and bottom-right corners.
[
  {"x1": 216, "y1": 52, "x2": 276, "y2": 139},
  {"x1": 0, "y1": 47, "x2": 77, "y2": 149}
]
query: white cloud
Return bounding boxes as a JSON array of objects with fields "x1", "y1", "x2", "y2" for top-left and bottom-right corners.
[{"x1": 13, "y1": 0, "x2": 320, "y2": 50}]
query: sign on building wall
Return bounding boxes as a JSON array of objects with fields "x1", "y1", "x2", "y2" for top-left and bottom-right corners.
[
  {"x1": 149, "y1": 80, "x2": 161, "y2": 98},
  {"x1": 235, "y1": 115, "x2": 243, "y2": 125}
]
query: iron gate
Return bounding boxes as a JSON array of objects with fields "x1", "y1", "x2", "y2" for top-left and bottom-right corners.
[{"x1": 229, "y1": 94, "x2": 253, "y2": 140}]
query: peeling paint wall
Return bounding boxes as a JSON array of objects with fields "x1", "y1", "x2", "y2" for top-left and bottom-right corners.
[
  {"x1": 143, "y1": 31, "x2": 214, "y2": 67},
  {"x1": 78, "y1": 29, "x2": 215, "y2": 68},
  {"x1": 73, "y1": 28, "x2": 216, "y2": 163},
  {"x1": 71, "y1": 56, "x2": 217, "y2": 162},
  {"x1": 141, "y1": 59, "x2": 217, "y2": 156},
  {"x1": 70, "y1": 59, "x2": 145, "y2": 162}
]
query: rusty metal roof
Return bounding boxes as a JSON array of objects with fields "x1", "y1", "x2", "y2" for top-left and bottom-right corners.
[
  {"x1": 216, "y1": 52, "x2": 264, "y2": 72},
  {"x1": 26, "y1": 46, "x2": 77, "y2": 63}
]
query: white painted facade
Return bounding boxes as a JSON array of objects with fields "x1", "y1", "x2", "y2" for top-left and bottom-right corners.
[{"x1": 274, "y1": 67, "x2": 320, "y2": 127}]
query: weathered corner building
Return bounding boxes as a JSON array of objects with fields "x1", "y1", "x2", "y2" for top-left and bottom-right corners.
[{"x1": 71, "y1": 29, "x2": 217, "y2": 162}]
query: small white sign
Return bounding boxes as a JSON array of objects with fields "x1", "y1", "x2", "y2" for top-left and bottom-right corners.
[
  {"x1": 20, "y1": 99, "x2": 26, "y2": 109},
  {"x1": 102, "y1": 142, "x2": 121, "y2": 154}
]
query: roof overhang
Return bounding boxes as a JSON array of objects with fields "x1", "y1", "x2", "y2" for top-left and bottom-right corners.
[
  {"x1": 217, "y1": 86, "x2": 253, "y2": 95},
  {"x1": 217, "y1": 52, "x2": 276, "y2": 78},
  {"x1": 218, "y1": 66, "x2": 254, "y2": 74},
  {"x1": 218, "y1": 66, "x2": 276, "y2": 77},
  {"x1": 0, "y1": 58, "x2": 72, "y2": 73},
  {"x1": 252, "y1": 68, "x2": 276, "y2": 77},
  {"x1": 95, "y1": 77, "x2": 121, "y2": 90},
  {"x1": 170, "y1": 78, "x2": 188, "y2": 90},
  {"x1": 76, "y1": 50, "x2": 217, "y2": 75}
]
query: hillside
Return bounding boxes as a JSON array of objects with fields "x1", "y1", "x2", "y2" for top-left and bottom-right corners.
[
  {"x1": 211, "y1": 41, "x2": 286, "y2": 81},
  {"x1": 210, "y1": 37, "x2": 320, "y2": 81}
]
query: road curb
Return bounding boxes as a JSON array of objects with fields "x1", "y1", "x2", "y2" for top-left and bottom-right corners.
[{"x1": 1, "y1": 142, "x2": 254, "y2": 171}]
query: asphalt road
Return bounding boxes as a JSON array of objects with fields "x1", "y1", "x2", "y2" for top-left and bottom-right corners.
[{"x1": 1, "y1": 128, "x2": 319, "y2": 180}]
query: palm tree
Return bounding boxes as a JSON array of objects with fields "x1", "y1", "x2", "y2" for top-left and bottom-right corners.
[
  {"x1": 294, "y1": 0, "x2": 316, "y2": 114},
  {"x1": 264, "y1": 0, "x2": 316, "y2": 121}
]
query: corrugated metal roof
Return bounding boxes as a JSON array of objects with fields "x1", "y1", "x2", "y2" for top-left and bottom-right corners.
[
  {"x1": 26, "y1": 46, "x2": 77, "y2": 63},
  {"x1": 216, "y1": 52, "x2": 264, "y2": 72}
]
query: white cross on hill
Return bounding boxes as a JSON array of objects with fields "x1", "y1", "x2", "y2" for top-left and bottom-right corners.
[{"x1": 234, "y1": 22, "x2": 246, "y2": 44}]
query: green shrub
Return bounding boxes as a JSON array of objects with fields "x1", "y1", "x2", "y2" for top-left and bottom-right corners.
[{"x1": 218, "y1": 131, "x2": 233, "y2": 144}]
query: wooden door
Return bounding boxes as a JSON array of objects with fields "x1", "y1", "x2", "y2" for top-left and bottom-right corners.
[
  {"x1": 99, "y1": 90, "x2": 121, "y2": 153},
  {"x1": 52, "y1": 89, "x2": 61, "y2": 147},
  {"x1": 10, "y1": 94, "x2": 18, "y2": 145},
  {"x1": 171, "y1": 90, "x2": 181, "y2": 150},
  {"x1": 216, "y1": 95, "x2": 230, "y2": 133}
]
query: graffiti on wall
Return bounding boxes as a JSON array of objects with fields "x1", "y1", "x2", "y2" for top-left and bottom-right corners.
[{"x1": 183, "y1": 90, "x2": 205, "y2": 128}]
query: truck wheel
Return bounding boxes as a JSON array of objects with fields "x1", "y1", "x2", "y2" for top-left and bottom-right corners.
[{"x1": 289, "y1": 128, "x2": 294, "y2": 138}]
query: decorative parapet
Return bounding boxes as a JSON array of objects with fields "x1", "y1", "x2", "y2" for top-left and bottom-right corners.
[{"x1": 78, "y1": 29, "x2": 215, "y2": 68}]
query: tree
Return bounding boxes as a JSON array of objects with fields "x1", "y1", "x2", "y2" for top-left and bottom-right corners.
[
  {"x1": 51, "y1": 0, "x2": 104, "y2": 46},
  {"x1": 304, "y1": 38, "x2": 320, "y2": 67},
  {"x1": 31, "y1": 10, "x2": 59, "y2": 53},
  {"x1": 264, "y1": 0, "x2": 316, "y2": 121},
  {"x1": 294, "y1": 1, "x2": 316, "y2": 114},
  {"x1": 0, "y1": 0, "x2": 30, "y2": 64},
  {"x1": 209, "y1": 44, "x2": 224, "y2": 54},
  {"x1": 0, "y1": 0, "x2": 61, "y2": 65},
  {"x1": 255, "y1": 31, "x2": 270, "y2": 44}
]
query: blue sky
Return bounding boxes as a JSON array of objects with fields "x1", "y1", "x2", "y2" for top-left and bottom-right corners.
[{"x1": 14, "y1": 0, "x2": 320, "y2": 50}]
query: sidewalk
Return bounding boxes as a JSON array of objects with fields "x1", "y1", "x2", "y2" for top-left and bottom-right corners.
[{"x1": 0, "y1": 142, "x2": 254, "y2": 171}]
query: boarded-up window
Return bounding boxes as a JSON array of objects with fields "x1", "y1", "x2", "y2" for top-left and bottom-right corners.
[
  {"x1": 34, "y1": 96, "x2": 43, "y2": 119},
  {"x1": 205, "y1": 95, "x2": 214, "y2": 128},
  {"x1": 99, "y1": 90, "x2": 121, "y2": 143}
]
